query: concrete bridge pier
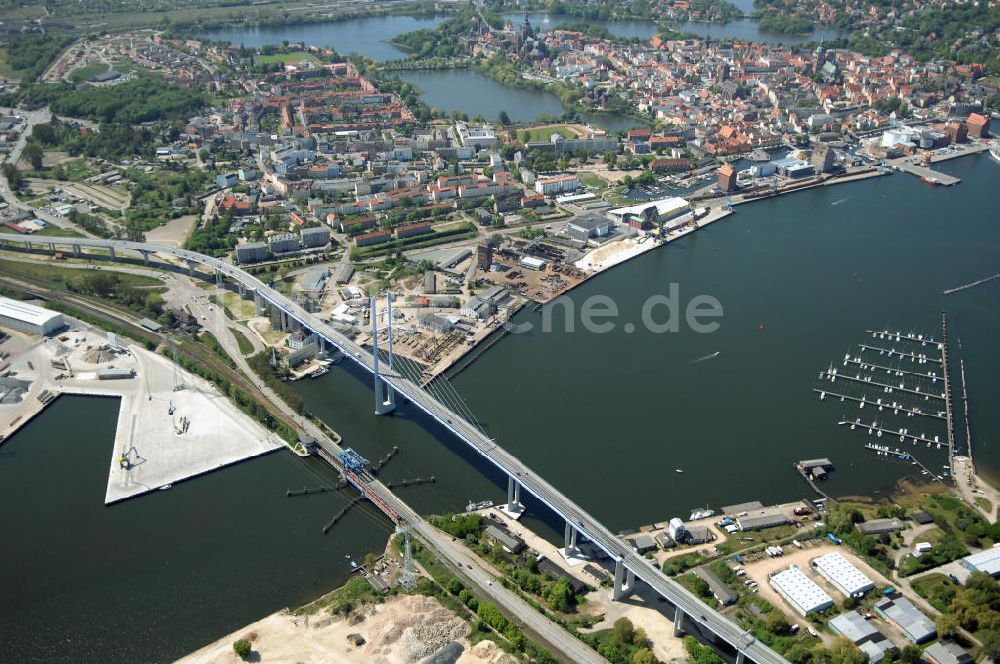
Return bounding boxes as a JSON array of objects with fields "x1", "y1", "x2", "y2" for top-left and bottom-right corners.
[
  {"x1": 673, "y1": 605, "x2": 685, "y2": 637},
  {"x1": 185, "y1": 259, "x2": 196, "y2": 276},
  {"x1": 215, "y1": 270, "x2": 223, "y2": 287},
  {"x1": 108, "y1": 246, "x2": 115, "y2": 260},
  {"x1": 563, "y1": 521, "x2": 579, "y2": 555},
  {"x1": 140, "y1": 250, "x2": 150, "y2": 265},
  {"x1": 736, "y1": 651, "x2": 746, "y2": 664},
  {"x1": 613, "y1": 558, "x2": 636, "y2": 601},
  {"x1": 48, "y1": 242, "x2": 55, "y2": 254},
  {"x1": 501, "y1": 475, "x2": 524, "y2": 519},
  {"x1": 370, "y1": 296, "x2": 396, "y2": 415},
  {"x1": 238, "y1": 282, "x2": 247, "y2": 298},
  {"x1": 72, "y1": 244, "x2": 81, "y2": 258},
  {"x1": 253, "y1": 290, "x2": 266, "y2": 316}
]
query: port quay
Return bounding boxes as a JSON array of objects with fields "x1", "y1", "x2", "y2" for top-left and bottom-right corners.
[{"x1": 0, "y1": 231, "x2": 785, "y2": 664}]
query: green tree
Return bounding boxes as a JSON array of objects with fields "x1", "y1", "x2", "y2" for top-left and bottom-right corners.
[
  {"x1": 899, "y1": 645, "x2": 922, "y2": 663},
  {"x1": 764, "y1": 610, "x2": 789, "y2": 634},
  {"x1": 23, "y1": 142, "x2": 44, "y2": 170},
  {"x1": 446, "y1": 577, "x2": 464, "y2": 595},
  {"x1": 233, "y1": 639, "x2": 252, "y2": 660},
  {"x1": 498, "y1": 110, "x2": 510, "y2": 125},
  {"x1": 611, "y1": 617, "x2": 636, "y2": 648},
  {"x1": 632, "y1": 647, "x2": 658, "y2": 664},
  {"x1": 545, "y1": 576, "x2": 575, "y2": 612}
]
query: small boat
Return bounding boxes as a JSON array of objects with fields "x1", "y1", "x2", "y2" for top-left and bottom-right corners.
[
  {"x1": 920, "y1": 176, "x2": 942, "y2": 186},
  {"x1": 675, "y1": 468, "x2": 684, "y2": 473},
  {"x1": 159, "y1": 484, "x2": 173, "y2": 491}
]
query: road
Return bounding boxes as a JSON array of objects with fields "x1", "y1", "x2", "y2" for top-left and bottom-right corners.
[{"x1": 0, "y1": 232, "x2": 787, "y2": 664}]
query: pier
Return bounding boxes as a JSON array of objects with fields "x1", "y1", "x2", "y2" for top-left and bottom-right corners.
[
  {"x1": 943, "y1": 273, "x2": 1000, "y2": 296},
  {"x1": 836, "y1": 419, "x2": 944, "y2": 446},
  {"x1": 864, "y1": 330, "x2": 940, "y2": 346},
  {"x1": 820, "y1": 370, "x2": 946, "y2": 401},
  {"x1": 958, "y1": 339, "x2": 973, "y2": 461},
  {"x1": 843, "y1": 358, "x2": 940, "y2": 381},
  {"x1": 893, "y1": 159, "x2": 961, "y2": 186},
  {"x1": 816, "y1": 389, "x2": 945, "y2": 421},
  {"x1": 940, "y1": 312, "x2": 956, "y2": 466},
  {"x1": 863, "y1": 443, "x2": 912, "y2": 460},
  {"x1": 858, "y1": 343, "x2": 941, "y2": 364}
]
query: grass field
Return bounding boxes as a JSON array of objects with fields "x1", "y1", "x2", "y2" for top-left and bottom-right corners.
[
  {"x1": 911, "y1": 573, "x2": 958, "y2": 613},
  {"x1": 231, "y1": 328, "x2": 254, "y2": 355},
  {"x1": 32, "y1": 226, "x2": 86, "y2": 238},
  {"x1": 254, "y1": 52, "x2": 321, "y2": 66},
  {"x1": 519, "y1": 124, "x2": 580, "y2": 142},
  {"x1": 0, "y1": 257, "x2": 162, "y2": 291},
  {"x1": 68, "y1": 62, "x2": 110, "y2": 84},
  {"x1": 579, "y1": 172, "x2": 608, "y2": 190}
]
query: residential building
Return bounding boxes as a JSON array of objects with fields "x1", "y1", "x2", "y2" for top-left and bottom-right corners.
[
  {"x1": 455, "y1": 123, "x2": 497, "y2": 149},
  {"x1": 694, "y1": 567, "x2": 737, "y2": 606},
  {"x1": 234, "y1": 242, "x2": 269, "y2": 264},
  {"x1": 301, "y1": 226, "x2": 331, "y2": 248},
  {"x1": 718, "y1": 163, "x2": 737, "y2": 191},
  {"x1": 268, "y1": 233, "x2": 300, "y2": 254},
  {"x1": 484, "y1": 524, "x2": 524, "y2": 553},
  {"x1": 355, "y1": 230, "x2": 391, "y2": 247},
  {"x1": 967, "y1": 113, "x2": 990, "y2": 139},
  {"x1": 535, "y1": 174, "x2": 579, "y2": 196},
  {"x1": 395, "y1": 221, "x2": 433, "y2": 239}
]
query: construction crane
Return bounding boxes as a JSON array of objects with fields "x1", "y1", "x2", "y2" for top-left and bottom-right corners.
[{"x1": 162, "y1": 333, "x2": 186, "y2": 392}]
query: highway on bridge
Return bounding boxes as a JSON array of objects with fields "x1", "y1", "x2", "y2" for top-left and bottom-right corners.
[{"x1": 0, "y1": 233, "x2": 786, "y2": 664}]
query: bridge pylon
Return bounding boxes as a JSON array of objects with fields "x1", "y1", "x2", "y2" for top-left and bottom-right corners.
[{"x1": 371, "y1": 295, "x2": 396, "y2": 415}]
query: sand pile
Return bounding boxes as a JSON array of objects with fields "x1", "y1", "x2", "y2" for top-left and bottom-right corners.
[{"x1": 361, "y1": 595, "x2": 468, "y2": 663}]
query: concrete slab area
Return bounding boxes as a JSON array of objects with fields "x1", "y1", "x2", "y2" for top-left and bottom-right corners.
[
  {"x1": 500, "y1": 503, "x2": 525, "y2": 521},
  {"x1": 1, "y1": 324, "x2": 282, "y2": 503}
]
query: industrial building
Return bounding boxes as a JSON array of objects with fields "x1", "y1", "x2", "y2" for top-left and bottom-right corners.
[
  {"x1": 810, "y1": 143, "x2": 836, "y2": 173},
  {"x1": 829, "y1": 611, "x2": 897, "y2": 663},
  {"x1": 0, "y1": 296, "x2": 65, "y2": 336},
  {"x1": 812, "y1": 552, "x2": 875, "y2": 597},
  {"x1": 718, "y1": 163, "x2": 736, "y2": 191},
  {"x1": 923, "y1": 640, "x2": 973, "y2": 664},
  {"x1": 607, "y1": 197, "x2": 691, "y2": 228},
  {"x1": 520, "y1": 256, "x2": 547, "y2": 271},
  {"x1": 857, "y1": 518, "x2": 905, "y2": 535},
  {"x1": 566, "y1": 214, "x2": 613, "y2": 240},
  {"x1": 874, "y1": 596, "x2": 936, "y2": 643},
  {"x1": 484, "y1": 524, "x2": 524, "y2": 554},
  {"x1": 694, "y1": 567, "x2": 737, "y2": 607},
  {"x1": 301, "y1": 267, "x2": 330, "y2": 294},
  {"x1": 770, "y1": 566, "x2": 833, "y2": 616},
  {"x1": 961, "y1": 546, "x2": 1000, "y2": 577},
  {"x1": 737, "y1": 509, "x2": 789, "y2": 531}
]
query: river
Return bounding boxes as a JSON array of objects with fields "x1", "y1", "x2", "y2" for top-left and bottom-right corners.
[{"x1": 3, "y1": 157, "x2": 998, "y2": 662}]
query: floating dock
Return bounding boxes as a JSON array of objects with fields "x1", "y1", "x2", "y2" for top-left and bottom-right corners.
[
  {"x1": 842, "y1": 357, "x2": 940, "y2": 381},
  {"x1": 820, "y1": 369, "x2": 945, "y2": 401},
  {"x1": 858, "y1": 343, "x2": 941, "y2": 364},
  {"x1": 837, "y1": 418, "x2": 944, "y2": 446},
  {"x1": 816, "y1": 389, "x2": 945, "y2": 420}
]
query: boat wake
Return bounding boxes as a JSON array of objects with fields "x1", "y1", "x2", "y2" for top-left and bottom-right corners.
[
  {"x1": 688, "y1": 351, "x2": 720, "y2": 365},
  {"x1": 831, "y1": 197, "x2": 849, "y2": 206}
]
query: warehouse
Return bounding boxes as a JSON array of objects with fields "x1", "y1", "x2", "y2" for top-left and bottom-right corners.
[
  {"x1": 961, "y1": 546, "x2": 1000, "y2": 577},
  {"x1": 0, "y1": 297, "x2": 65, "y2": 336},
  {"x1": 737, "y1": 509, "x2": 789, "y2": 531},
  {"x1": 813, "y1": 552, "x2": 875, "y2": 597},
  {"x1": 484, "y1": 525, "x2": 524, "y2": 554},
  {"x1": 694, "y1": 567, "x2": 737, "y2": 607},
  {"x1": 923, "y1": 640, "x2": 972, "y2": 664},
  {"x1": 829, "y1": 611, "x2": 897, "y2": 663},
  {"x1": 856, "y1": 518, "x2": 904, "y2": 535},
  {"x1": 874, "y1": 596, "x2": 936, "y2": 643},
  {"x1": 770, "y1": 566, "x2": 833, "y2": 616}
]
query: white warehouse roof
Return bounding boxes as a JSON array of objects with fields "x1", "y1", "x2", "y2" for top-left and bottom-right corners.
[
  {"x1": 608, "y1": 196, "x2": 690, "y2": 221},
  {"x1": 0, "y1": 297, "x2": 63, "y2": 327},
  {"x1": 814, "y1": 552, "x2": 875, "y2": 596},
  {"x1": 770, "y1": 566, "x2": 833, "y2": 616},
  {"x1": 961, "y1": 546, "x2": 1000, "y2": 577}
]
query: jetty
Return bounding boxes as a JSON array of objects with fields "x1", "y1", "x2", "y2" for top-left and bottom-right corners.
[
  {"x1": 943, "y1": 273, "x2": 1000, "y2": 296},
  {"x1": 816, "y1": 389, "x2": 945, "y2": 421},
  {"x1": 863, "y1": 443, "x2": 912, "y2": 460},
  {"x1": 820, "y1": 369, "x2": 946, "y2": 401},
  {"x1": 837, "y1": 418, "x2": 944, "y2": 446},
  {"x1": 842, "y1": 357, "x2": 940, "y2": 381},
  {"x1": 858, "y1": 343, "x2": 941, "y2": 364},
  {"x1": 894, "y1": 159, "x2": 961, "y2": 186},
  {"x1": 864, "y1": 330, "x2": 939, "y2": 346},
  {"x1": 940, "y1": 312, "x2": 956, "y2": 465}
]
